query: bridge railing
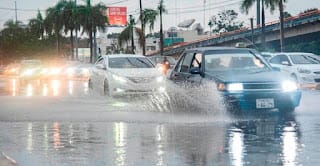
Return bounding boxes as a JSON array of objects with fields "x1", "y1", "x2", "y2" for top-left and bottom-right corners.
[{"x1": 147, "y1": 9, "x2": 320, "y2": 56}]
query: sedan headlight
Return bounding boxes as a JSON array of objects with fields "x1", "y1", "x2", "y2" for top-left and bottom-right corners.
[
  {"x1": 298, "y1": 68, "x2": 311, "y2": 74},
  {"x1": 112, "y1": 74, "x2": 127, "y2": 83},
  {"x1": 282, "y1": 80, "x2": 298, "y2": 92},
  {"x1": 156, "y1": 76, "x2": 164, "y2": 83}
]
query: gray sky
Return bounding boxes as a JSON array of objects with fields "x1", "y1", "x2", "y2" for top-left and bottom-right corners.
[{"x1": 1, "y1": 0, "x2": 319, "y2": 34}]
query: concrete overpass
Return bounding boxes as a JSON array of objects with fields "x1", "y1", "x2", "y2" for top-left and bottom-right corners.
[{"x1": 147, "y1": 9, "x2": 320, "y2": 57}]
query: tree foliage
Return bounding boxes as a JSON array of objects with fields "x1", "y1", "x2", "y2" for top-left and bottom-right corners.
[
  {"x1": 0, "y1": 0, "x2": 109, "y2": 63},
  {"x1": 210, "y1": 10, "x2": 243, "y2": 33}
]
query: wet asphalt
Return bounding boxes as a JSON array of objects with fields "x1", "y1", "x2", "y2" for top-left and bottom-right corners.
[{"x1": 0, "y1": 77, "x2": 320, "y2": 166}]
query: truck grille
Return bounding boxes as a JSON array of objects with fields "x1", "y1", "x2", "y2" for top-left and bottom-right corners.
[{"x1": 243, "y1": 83, "x2": 281, "y2": 90}]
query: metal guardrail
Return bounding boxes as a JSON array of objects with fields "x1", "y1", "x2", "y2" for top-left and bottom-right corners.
[{"x1": 148, "y1": 10, "x2": 320, "y2": 56}]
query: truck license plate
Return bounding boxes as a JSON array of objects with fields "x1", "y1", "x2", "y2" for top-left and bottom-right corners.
[{"x1": 256, "y1": 98, "x2": 274, "y2": 109}]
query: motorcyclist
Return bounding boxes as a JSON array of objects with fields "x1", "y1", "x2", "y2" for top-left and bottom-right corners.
[{"x1": 161, "y1": 57, "x2": 170, "y2": 75}]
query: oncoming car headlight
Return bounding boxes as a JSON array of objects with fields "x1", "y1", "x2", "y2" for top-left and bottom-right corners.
[
  {"x1": 112, "y1": 74, "x2": 127, "y2": 83},
  {"x1": 298, "y1": 68, "x2": 311, "y2": 74},
  {"x1": 22, "y1": 69, "x2": 34, "y2": 76},
  {"x1": 282, "y1": 80, "x2": 298, "y2": 92}
]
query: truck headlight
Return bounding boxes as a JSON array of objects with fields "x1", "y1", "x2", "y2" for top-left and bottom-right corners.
[
  {"x1": 282, "y1": 80, "x2": 298, "y2": 92},
  {"x1": 227, "y1": 83, "x2": 244, "y2": 91}
]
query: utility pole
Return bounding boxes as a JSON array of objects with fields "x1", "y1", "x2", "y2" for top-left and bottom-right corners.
[
  {"x1": 75, "y1": 0, "x2": 79, "y2": 60},
  {"x1": 261, "y1": 0, "x2": 266, "y2": 49},
  {"x1": 203, "y1": 0, "x2": 206, "y2": 30},
  {"x1": 129, "y1": 15, "x2": 135, "y2": 54},
  {"x1": 139, "y1": 0, "x2": 145, "y2": 55},
  {"x1": 256, "y1": 0, "x2": 260, "y2": 26},
  {"x1": 159, "y1": 1, "x2": 164, "y2": 56},
  {"x1": 15, "y1": 1, "x2": 17, "y2": 24},
  {"x1": 279, "y1": 0, "x2": 285, "y2": 52},
  {"x1": 250, "y1": 18, "x2": 254, "y2": 45}
]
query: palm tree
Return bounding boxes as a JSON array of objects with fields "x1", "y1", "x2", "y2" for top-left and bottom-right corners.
[
  {"x1": 91, "y1": 3, "x2": 108, "y2": 58},
  {"x1": 78, "y1": 1, "x2": 108, "y2": 63},
  {"x1": 118, "y1": 15, "x2": 144, "y2": 54},
  {"x1": 141, "y1": 8, "x2": 158, "y2": 33},
  {"x1": 28, "y1": 10, "x2": 45, "y2": 39},
  {"x1": 241, "y1": 0, "x2": 287, "y2": 51},
  {"x1": 157, "y1": 0, "x2": 166, "y2": 56},
  {"x1": 44, "y1": 1, "x2": 64, "y2": 56},
  {"x1": 57, "y1": 0, "x2": 77, "y2": 59}
]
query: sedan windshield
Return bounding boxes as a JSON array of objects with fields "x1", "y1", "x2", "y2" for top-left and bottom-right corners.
[
  {"x1": 205, "y1": 52, "x2": 270, "y2": 73},
  {"x1": 290, "y1": 54, "x2": 320, "y2": 64},
  {"x1": 109, "y1": 57, "x2": 154, "y2": 68}
]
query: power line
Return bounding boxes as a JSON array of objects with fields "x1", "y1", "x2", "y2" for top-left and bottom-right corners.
[
  {"x1": 166, "y1": 1, "x2": 242, "y2": 15},
  {"x1": 166, "y1": 0, "x2": 241, "y2": 11}
]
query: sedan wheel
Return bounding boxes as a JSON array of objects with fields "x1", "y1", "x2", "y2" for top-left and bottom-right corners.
[
  {"x1": 104, "y1": 80, "x2": 110, "y2": 96},
  {"x1": 88, "y1": 79, "x2": 93, "y2": 89}
]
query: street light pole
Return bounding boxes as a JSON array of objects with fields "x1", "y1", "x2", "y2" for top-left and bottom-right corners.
[
  {"x1": 15, "y1": 1, "x2": 18, "y2": 24},
  {"x1": 129, "y1": 15, "x2": 135, "y2": 54},
  {"x1": 75, "y1": 0, "x2": 79, "y2": 60},
  {"x1": 250, "y1": 18, "x2": 254, "y2": 45}
]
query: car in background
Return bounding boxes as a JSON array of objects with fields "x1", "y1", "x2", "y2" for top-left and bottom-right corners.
[
  {"x1": 0, "y1": 65, "x2": 6, "y2": 75},
  {"x1": 268, "y1": 52, "x2": 320, "y2": 89},
  {"x1": 19, "y1": 60, "x2": 43, "y2": 82},
  {"x1": 3, "y1": 63, "x2": 20, "y2": 76},
  {"x1": 148, "y1": 56, "x2": 176, "y2": 68},
  {"x1": 64, "y1": 63, "x2": 91, "y2": 80},
  {"x1": 168, "y1": 47, "x2": 302, "y2": 112},
  {"x1": 41, "y1": 61, "x2": 66, "y2": 80},
  {"x1": 148, "y1": 56, "x2": 176, "y2": 75},
  {"x1": 89, "y1": 54, "x2": 165, "y2": 96},
  {"x1": 260, "y1": 52, "x2": 275, "y2": 60}
]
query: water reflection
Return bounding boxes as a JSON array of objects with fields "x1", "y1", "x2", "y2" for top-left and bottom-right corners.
[
  {"x1": 0, "y1": 113, "x2": 303, "y2": 165},
  {"x1": 227, "y1": 113, "x2": 301, "y2": 166},
  {"x1": 114, "y1": 122, "x2": 127, "y2": 166}
]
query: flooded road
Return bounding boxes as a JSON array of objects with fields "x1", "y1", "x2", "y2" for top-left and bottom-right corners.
[{"x1": 0, "y1": 77, "x2": 320, "y2": 165}]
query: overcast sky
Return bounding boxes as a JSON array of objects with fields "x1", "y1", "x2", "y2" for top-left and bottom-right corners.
[{"x1": 1, "y1": 0, "x2": 319, "y2": 34}]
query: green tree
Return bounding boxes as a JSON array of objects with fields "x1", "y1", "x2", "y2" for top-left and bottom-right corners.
[
  {"x1": 283, "y1": 11, "x2": 292, "y2": 18},
  {"x1": 60, "y1": 0, "x2": 77, "y2": 59},
  {"x1": 28, "y1": 10, "x2": 45, "y2": 39},
  {"x1": 210, "y1": 10, "x2": 243, "y2": 33},
  {"x1": 118, "y1": 15, "x2": 144, "y2": 54},
  {"x1": 44, "y1": 1, "x2": 64, "y2": 56},
  {"x1": 78, "y1": 1, "x2": 108, "y2": 63},
  {"x1": 241, "y1": 0, "x2": 288, "y2": 51}
]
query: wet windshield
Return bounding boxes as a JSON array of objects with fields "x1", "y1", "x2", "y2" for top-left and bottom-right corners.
[
  {"x1": 109, "y1": 57, "x2": 154, "y2": 68},
  {"x1": 205, "y1": 52, "x2": 269, "y2": 73},
  {"x1": 290, "y1": 54, "x2": 320, "y2": 64}
]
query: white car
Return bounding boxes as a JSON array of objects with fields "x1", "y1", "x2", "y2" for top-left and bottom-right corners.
[
  {"x1": 269, "y1": 52, "x2": 320, "y2": 88},
  {"x1": 260, "y1": 52, "x2": 275, "y2": 61},
  {"x1": 89, "y1": 54, "x2": 165, "y2": 96}
]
